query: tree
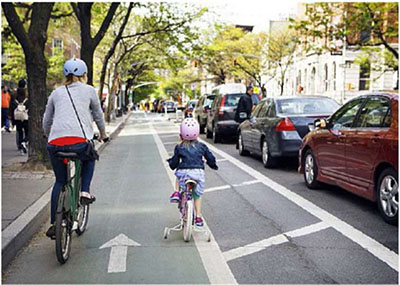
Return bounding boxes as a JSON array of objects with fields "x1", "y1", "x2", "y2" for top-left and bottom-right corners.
[
  {"x1": 71, "y1": 2, "x2": 120, "y2": 85},
  {"x1": 266, "y1": 28, "x2": 298, "y2": 96},
  {"x1": 289, "y1": 2, "x2": 398, "y2": 59},
  {"x1": 2, "y1": 2, "x2": 54, "y2": 165}
]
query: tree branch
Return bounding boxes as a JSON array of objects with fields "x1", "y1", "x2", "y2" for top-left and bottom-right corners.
[
  {"x1": 93, "y1": 2, "x2": 120, "y2": 47},
  {"x1": 2, "y1": 3, "x2": 31, "y2": 51}
]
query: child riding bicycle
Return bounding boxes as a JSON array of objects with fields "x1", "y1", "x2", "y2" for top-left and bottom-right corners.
[{"x1": 167, "y1": 118, "x2": 218, "y2": 227}]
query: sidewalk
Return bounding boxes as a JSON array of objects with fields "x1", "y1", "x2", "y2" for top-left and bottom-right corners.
[{"x1": 1, "y1": 112, "x2": 131, "y2": 269}]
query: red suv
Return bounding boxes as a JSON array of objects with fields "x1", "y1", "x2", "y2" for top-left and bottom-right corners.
[{"x1": 299, "y1": 93, "x2": 398, "y2": 224}]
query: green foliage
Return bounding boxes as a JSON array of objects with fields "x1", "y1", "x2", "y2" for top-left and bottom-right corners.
[{"x1": 1, "y1": 33, "x2": 26, "y2": 82}]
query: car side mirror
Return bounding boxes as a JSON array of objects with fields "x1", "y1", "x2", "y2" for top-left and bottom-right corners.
[{"x1": 314, "y1": 118, "x2": 327, "y2": 129}]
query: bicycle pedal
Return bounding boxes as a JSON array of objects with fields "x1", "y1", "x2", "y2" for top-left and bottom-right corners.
[{"x1": 72, "y1": 221, "x2": 78, "y2": 231}]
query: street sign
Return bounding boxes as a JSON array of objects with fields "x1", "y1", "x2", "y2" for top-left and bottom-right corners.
[{"x1": 99, "y1": 233, "x2": 141, "y2": 273}]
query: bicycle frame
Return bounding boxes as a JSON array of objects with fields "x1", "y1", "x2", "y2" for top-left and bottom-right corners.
[{"x1": 57, "y1": 158, "x2": 82, "y2": 223}]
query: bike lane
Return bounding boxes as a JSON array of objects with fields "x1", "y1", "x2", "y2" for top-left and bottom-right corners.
[{"x1": 3, "y1": 112, "x2": 211, "y2": 284}]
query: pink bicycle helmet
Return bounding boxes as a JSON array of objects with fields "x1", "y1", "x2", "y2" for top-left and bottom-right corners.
[{"x1": 180, "y1": 118, "x2": 200, "y2": 140}]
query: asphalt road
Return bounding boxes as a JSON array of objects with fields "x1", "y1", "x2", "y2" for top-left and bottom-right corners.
[{"x1": 3, "y1": 111, "x2": 398, "y2": 284}]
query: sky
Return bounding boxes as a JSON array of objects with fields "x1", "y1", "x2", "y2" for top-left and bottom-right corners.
[{"x1": 136, "y1": 0, "x2": 299, "y2": 33}]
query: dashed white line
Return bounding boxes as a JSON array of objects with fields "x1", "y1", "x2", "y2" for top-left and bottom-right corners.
[
  {"x1": 199, "y1": 138, "x2": 399, "y2": 272},
  {"x1": 204, "y1": 180, "x2": 261, "y2": 193},
  {"x1": 223, "y1": 222, "x2": 330, "y2": 262},
  {"x1": 216, "y1": 158, "x2": 228, "y2": 163}
]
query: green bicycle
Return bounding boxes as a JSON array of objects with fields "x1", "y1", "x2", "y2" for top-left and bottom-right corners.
[{"x1": 54, "y1": 151, "x2": 89, "y2": 264}]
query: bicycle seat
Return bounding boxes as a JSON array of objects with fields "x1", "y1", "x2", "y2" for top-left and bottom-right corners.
[
  {"x1": 55, "y1": 152, "x2": 79, "y2": 159},
  {"x1": 185, "y1": 179, "x2": 197, "y2": 185}
]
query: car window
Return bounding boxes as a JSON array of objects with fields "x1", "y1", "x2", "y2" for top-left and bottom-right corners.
[
  {"x1": 276, "y1": 98, "x2": 339, "y2": 115},
  {"x1": 354, "y1": 98, "x2": 391, "y2": 128},
  {"x1": 225, "y1": 94, "x2": 244, "y2": 107},
  {"x1": 383, "y1": 109, "x2": 391, "y2": 127},
  {"x1": 252, "y1": 101, "x2": 264, "y2": 118},
  {"x1": 205, "y1": 96, "x2": 215, "y2": 107},
  {"x1": 330, "y1": 98, "x2": 364, "y2": 129},
  {"x1": 266, "y1": 102, "x2": 276, "y2": 118}
]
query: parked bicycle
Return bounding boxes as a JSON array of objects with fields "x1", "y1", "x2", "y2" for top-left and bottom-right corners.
[
  {"x1": 54, "y1": 135, "x2": 109, "y2": 264},
  {"x1": 164, "y1": 179, "x2": 211, "y2": 242}
]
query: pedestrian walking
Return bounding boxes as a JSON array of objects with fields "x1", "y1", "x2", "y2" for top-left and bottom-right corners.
[
  {"x1": 1, "y1": 85, "x2": 11, "y2": 132},
  {"x1": 167, "y1": 117, "x2": 218, "y2": 227},
  {"x1": 10, "y1": 79, "x2": 29, "y2": 155},
  {"x1": 234, "y1": 85, "x2": 254, "y2": 123},
  {"x1": 42, "y1": 58, "x2": 106, "y2": 239}
]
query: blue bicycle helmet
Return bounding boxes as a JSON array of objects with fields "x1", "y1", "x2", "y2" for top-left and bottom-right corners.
[{"x1": 63, "y1": 58, "x2": 88, "y2": 77}]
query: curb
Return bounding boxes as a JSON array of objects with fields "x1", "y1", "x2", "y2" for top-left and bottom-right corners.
[{"x1": 1, "y1": 113, "x2": 131, "y2": 270}]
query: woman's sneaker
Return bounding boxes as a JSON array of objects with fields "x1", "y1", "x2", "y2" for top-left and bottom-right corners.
[
  {"x1": 195, "y1": 216, "x2": 203, "y2": 227},
  {"x1": 169, "y1": 192, "x2": 181, "y2": 203},
  {"x1": 80, "y1": 192, "x2": 96, "y2": 205}
]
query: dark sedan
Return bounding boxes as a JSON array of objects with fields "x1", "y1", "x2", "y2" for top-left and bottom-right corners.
[{"x1": 237, "y1": 96, "x2": 340, "y2": 168}]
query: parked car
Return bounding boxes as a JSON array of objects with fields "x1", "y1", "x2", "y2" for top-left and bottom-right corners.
[
  {"x1": 161, "y1": 100, "x2": 177, "y2": 113},
  {"x1": 206, "y1": 83, "x2": 247, "y2": 143},
  {"x1": 299, "y1": 93, "x2": 398, "y2": 224},
  {"x1": 237, "y1": 96, "x2": 340, "y2": 167},
  {"x1": 194, "y1": 94, "x2": 216, "y2": 133},
  {"x1": 183, "y1": 100, "x2": 198, "y2": 118}
]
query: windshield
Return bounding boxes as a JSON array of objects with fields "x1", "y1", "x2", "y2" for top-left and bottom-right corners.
[{"x1": 276, "y1": 98, "x2": 339, "y2": 115}]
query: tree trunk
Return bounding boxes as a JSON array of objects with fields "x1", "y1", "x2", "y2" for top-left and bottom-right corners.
[
  {"x1": 2, "y1": 2, "x2": 54, "y2": 165},
  {"x1": 26, "y1": 53, "x2": 49, "y2": 163},
  {"x1": 72, "y1": 2, "x2": 120, "y2": 86}
]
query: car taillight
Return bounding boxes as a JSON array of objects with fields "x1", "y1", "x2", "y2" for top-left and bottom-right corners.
[
  {"x1": 275, "y1": 118, "x2": 296, "y2": 131},
  {"x1": 218, "y1": 96, "x2": 226, "y2": 115}
]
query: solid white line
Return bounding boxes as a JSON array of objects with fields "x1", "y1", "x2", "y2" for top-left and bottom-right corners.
[
  {"x1": 223, "y1": 222, "x2": 330, "y2": 262},
  {"x1": 199, "y1": 138, "x2": 399, "y2": 272},
  {"x1": 151, "y1": 124, "x2": 237, "y2": 284}
]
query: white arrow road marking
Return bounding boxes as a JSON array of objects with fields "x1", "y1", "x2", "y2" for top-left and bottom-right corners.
[{"x1": 100, "y1": 233, "x2": 141, "y2": 273}]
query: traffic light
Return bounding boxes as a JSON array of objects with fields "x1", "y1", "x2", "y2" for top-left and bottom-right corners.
[{"x1": 193, "y1": 59, "x2": 198, "y2": 68}]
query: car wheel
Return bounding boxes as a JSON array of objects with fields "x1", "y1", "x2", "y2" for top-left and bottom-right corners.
[
  {"x1": 261, "y1": 138, "x2": 277, "y2": 168},
  {"x1": 303, "y1": 149, "x2": 320, "y2": 189},
  {"x1": 206, "y1": 126, "x2": 212, "y2": 138},
  {"x1": 377, "y1": 167, "x2": 398, "y2": 225},
  {"x1": 212, "y1": 126, "x2": 220, "y2": 143},
  {"x1": 238, "y1": 132, "x2": 249, "y2": 156}
]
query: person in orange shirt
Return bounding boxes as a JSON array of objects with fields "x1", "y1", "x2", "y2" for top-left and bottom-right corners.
[{"x1": 2, "y1": 85, "x2": 11, "y2": 132}]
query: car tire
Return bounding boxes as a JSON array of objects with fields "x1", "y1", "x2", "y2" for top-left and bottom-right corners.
[
  {"x1": 261, "y1": 138, "x2": 277, "y2": 168},
  {"x1": 303, "y1": 149, "x2": 320, "y2": 189},
  {"x1": 206, "y1": 127, "x2": 212, "y2": 138},
  {"x1": 198, "y1": 117, "x2": 205, "y2": 134},
  {"x1": 376, "y1": 167, "x2": 398, "y2": 225},
  {"x1": 212, "y1": 125, "x2": 220, "y2": 143},
  {"x1": 238, "y1": 132, "x2": 249, "y2": 156}
]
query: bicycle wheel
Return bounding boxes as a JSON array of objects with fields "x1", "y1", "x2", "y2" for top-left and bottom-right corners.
[
  {"x1": 183, "y1": 200, "x2": 194, "y2": 242},
  {"x1": 75, "y1": 203, "x2": 89, "y2": 235},
  {"x1": 55, "y1": 191, "x2": 72, "y2": 264}
]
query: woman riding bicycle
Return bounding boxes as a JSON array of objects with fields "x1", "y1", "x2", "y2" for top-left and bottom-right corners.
[{"x1": 42, "y1": 58, "x2": 106, "y2": 239}]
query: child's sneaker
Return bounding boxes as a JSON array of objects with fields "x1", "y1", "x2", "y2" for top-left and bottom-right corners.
[
  {"x1": 195, "y1": 216, "x2": 203, "y2": 226},
  {"x1": 169, "y1": 192, "x2": 180, "y2": 203}
]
